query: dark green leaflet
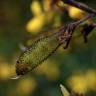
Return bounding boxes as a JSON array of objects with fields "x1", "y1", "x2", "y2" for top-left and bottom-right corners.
[{"x1": 15, "y1": 26, "x2": 66, "y2": 76}]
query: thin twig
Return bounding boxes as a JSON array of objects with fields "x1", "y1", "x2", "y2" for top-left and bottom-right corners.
[
  {"x1": 72, "y1": 14, "x2": 95, "y2": 26},
  {"x1": 62, "y1": 0, "x2": 96, "y2": 15}
]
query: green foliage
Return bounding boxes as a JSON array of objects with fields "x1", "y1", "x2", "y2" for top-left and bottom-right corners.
[{"x1": 0, "y1": 0, "x2": 96, "y2": 96}]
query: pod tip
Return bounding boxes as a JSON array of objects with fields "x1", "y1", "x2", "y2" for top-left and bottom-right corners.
[{"x1": 10, "y1": 75, "x2": 21, "y2": 80}]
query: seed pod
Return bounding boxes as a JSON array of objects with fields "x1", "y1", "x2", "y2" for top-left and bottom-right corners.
[
  {"x1": 11, "y1": 24, "x2": 76, "y2": 78},
  {"x1": 14, "y1": 26, "x2": 67, "y2": 77},
  {"x1": 16, "y1": 36, "x2": 61, "y2": 76}
]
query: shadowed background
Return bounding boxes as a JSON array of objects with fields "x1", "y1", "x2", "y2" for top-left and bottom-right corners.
[{"x1": 0, "y1": 0, "x2": 96, "y2": 96}]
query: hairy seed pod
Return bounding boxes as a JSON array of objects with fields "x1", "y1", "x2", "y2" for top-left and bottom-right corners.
[
  {"x1": 15, "y1": 26, "x2": 68, "y2": 77},
  {"x1": 11, "y1": 24, "x2": 76, "y2": 79}
]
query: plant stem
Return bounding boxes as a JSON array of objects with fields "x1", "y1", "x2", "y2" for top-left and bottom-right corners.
[
  {"x1": 73, "y1": 14, "x2": 94, "y2": 26},
  {"x1": 62, "y1": 0, "x2": 96, "y2": 15}
]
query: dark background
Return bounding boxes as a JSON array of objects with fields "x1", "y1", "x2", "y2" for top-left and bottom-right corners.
[{"x1": 0, "y1": 0, "x2": 96, "y2": 96}]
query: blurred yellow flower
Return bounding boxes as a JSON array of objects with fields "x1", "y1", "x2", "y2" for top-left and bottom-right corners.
[
  {"x1": 35, "y1": 59, "x2": 60, "y2": 81},
  {"x1": 26, "y1": 0, "x2": 61, "y2": 34},
  {"x1": 85, "y1": 69, "x2": 96, "y2": 91},
  {"x1": 16, "y1": 77, "x2": 37, "y2": 95},
  {"x1": 68, "y1": 6, "x2": 86, "y2": 20},
  {"x1": 43, "y1": 0, "x2": 52, "y2": 11},
  {"x1": 30, "y1": 1, "x2": 42, "y2": 16},
  {"x1": 0, "y1": 62, "x2": 12, "y2": 80},
  {"x1": 26, "y1": 14, "x2": 45, "y2": 34},
  {"x1": 67, "y1": 69, "x2": 96, "y2": 94},
  {"x1": 67, "y1": 74, "x2": 88, "y2": 94},
  {"x1": 58, "y1": 0, "x2": 66, "y2": 8}
]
